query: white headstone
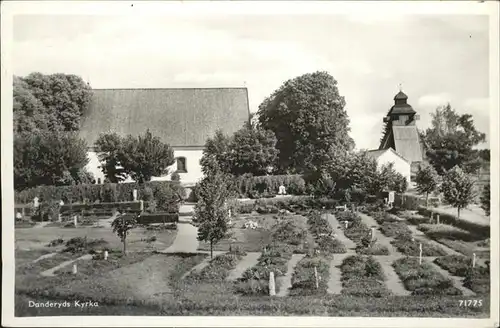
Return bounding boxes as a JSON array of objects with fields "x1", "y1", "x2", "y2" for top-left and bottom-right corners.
[
  {"x1": 269, "y1": 271, "x2": 276, "y2": 296},
  {"x1": 388, "y1": 191, "x2": 395, "y2": 204},
  {"x1": 436, "y1": 214, "x2": 440, "y2": 225},
  {"x1": 33, "y1": 197, "x2": 39, "y2": 208},
  {"x1": 472, "y1": 253, "x2": 476, "y2": 268},
  {"x1": 278, "y1": 185, "x2": 286, "y2": 195},
  {"x1": 314, "y1": 266, "x2": 319, "y2": 289},
  {"x1": 344, "y1": 220, "x2": 349, "y2": 229},
  {"x1": 74, "y1": 215, "x2": 78, "y2": 227},
  {"x1": 419, "y1": 243, "x2": 423, "y2": 265},
  {"x1": 59, "y1": 199, "x2": 64, "y2": 206},
  {"x1": 133, "y1": 189, "x2": 138, "y2": 201},
  {"x1": 140, "y1": 200, "x2": 144, "y2": 211},
  {"x1": 72, "y1": 264, "x2": 78, "y2": 274},
  {"x1": 16, "y1": 212, "x2": 22, "y2": 220},
  {"x1": 104, "y1": 250, "x2": 109, "y2": 260}
]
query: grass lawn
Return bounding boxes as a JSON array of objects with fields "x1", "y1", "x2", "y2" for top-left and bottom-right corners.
[
  {"x1": 197, "y1": 214, "x2": 308, "y2": 252},
  {"x1": 15, "y1": 226, "x2": 177, "y2": 253}
]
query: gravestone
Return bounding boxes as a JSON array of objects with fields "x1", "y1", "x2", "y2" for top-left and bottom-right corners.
[
  {"x1": 72, "y1": 264, "x2": 78, "y2": 274},
  {"x1": 140, "y1": 200, "x2": 144, "y2": 211},
  {"x1": 472, "y1": 253, "x2": 476, "y2": 268},
  {"x1": 133, "y1": 189, "x2": 138, "y2": 201},
  {"x1": 104, "y1": 250, "x2": 109, "y2": 260},
  {"x1": 314, "y1": 266, "x2": 319, "y2": 289},
  {"x1": 269, "y1": 272, "x2": 276, "y2": 296},
  {"x1": 33, "y1": 197, "x2": 39, "y2": 208},
  {"x1": 388, "y1": 191, "x2": 395, "y2": 205},
  {"x1": 16, "y1": 212, "x2": 22, "y2": 220},
  {"x1": 59, "y1": 200, "x2": 64, "y2": 206},
  {"x1": 73, "y1": 215, "x2": 78, "y2": 227},
  {"x1": 436, "y1": 214, "x2": 440, "y2": 225},
  {"x1": 344, "y1": 220, "x2": 349, "y2": 229},
  {"x1": 419, "y1": 243, "x2": 423, "y2": 265},
  {"x1": 278, "y1": 185, "x2": 286, "y2": 195}
]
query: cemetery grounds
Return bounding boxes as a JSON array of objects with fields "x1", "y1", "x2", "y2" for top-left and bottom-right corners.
[{"x1": 15, "y1": 200, "x2": 491, "y2": 317}]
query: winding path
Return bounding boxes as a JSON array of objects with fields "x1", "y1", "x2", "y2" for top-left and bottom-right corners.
[
  {"x1": 277, "y1": 254, "x2": 305, "y2": 297},
  {"x1": 226, "y1": 252, "x2": 261, "y2": 281},
  {"x1": 324, "y1": 213, "x2": 356, "y2": 250}
]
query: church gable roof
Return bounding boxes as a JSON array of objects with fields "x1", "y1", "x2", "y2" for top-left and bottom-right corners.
[
  {"x1": 79, "y1": 88, "x2": 250, "y2": 147},
  {"x1": 392, "y1": 126, "x2": 423, "y2": 163},
  {"x1": 367, "y1": 148, "x2": 410, "y2": 164}
]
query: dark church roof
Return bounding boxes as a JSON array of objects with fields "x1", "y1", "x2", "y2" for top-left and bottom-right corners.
[
  {"x1": 79, "y1": 88, "x2": 250, "y2": 147},
  {"x1": 388, "y1": 90, "x2": 416, "y2": 115},
  {"x1": 393, "y1": 91, "x2": 408, "y2": 100}
]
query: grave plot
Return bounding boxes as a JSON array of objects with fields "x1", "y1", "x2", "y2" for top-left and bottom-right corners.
[
  {"x1": 339, "y1": 255, "x2": 390, "y2": 297},
  {"x1": 307, "y1": 211, "x2": 347, "y2": 253},
  {"x1": 336, "y1": 212, "x2": 389, "y2": 256},
  {"x1": 186, "y1": 251, "x2": 246, "y2": 282},
  {"x1": 289, "y1": 254, "x2": 331, "y2": 296},
  {"x1": 390, "y1": 234, "x2": 448, "y2": 257},
  {"x1": 392, "y1": 257, "x2": 463, "y2": 296},
  {"x1": 434, "y1": 255, "x2": 490, "y2": 294}
]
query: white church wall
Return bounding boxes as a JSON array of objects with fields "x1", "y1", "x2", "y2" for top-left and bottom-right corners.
[
  {"x1": 376, "y1": 150, "x2": 411, "y2": 184},
  {"x1": 86, "y1": 151, "x2": 106, "y2": 183}
]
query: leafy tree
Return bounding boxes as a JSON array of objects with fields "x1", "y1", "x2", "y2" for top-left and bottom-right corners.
[
  {"x1": 14, "y1": 131, "x2": 89, "y2": 189},
  {"x1": 195, "y1": 158, "x2": 234, "y2": 259},
  {"x1": 13, "y1": 76, "x2": 51, "y2": 133},
  {"x1": 257, "y1": 71, "x2": 354, "y2": 174},
  {"x1": 421, "y1": 104, "x2": 486, "y2": 175},
  {"x1": 94, "y1": 132, "x2": 128, "y2": 183},
  {"x1": 200, "y1": 129, "x2": 233, "y2": 175},
  {"x1": 441, "y1": 166, "x2": 476, "y2": 219},
  {"x1": 228, "y1": 125, "x2": 279, "y2": 176},
  {"x1": 392, "y1": 172, "x2": 408, "y2": 193},
  {"x1": 415, "y1": 164, "x2": 440, "y2": 207},
  {"x1": 110, "y1": 130, "x2": 175, "y2": 183},
  {"x1": 480, "y1": 183, "x2": 490, "y2": 216},
  {"x1": 16, "y1": 72, "x2": 92, "y2": 131},
  {"x1": 111, "y1": 214, "x2": 137, "y2": 255}
]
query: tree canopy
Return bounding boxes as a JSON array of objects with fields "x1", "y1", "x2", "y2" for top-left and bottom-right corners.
[
  {"x1": 421, "y1": 104, "x2": 486, "y2": 175},
  {"x1": 94, "y1": 130, "x2": 175, "y2": 183},
  {"x1": 257, "y1": 71, "x2": 355, "y2": 174},
  {"x1": 441, "y1": 166, "x2": 476, "y2": 219}
]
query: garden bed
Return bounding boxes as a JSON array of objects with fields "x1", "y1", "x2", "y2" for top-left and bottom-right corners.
[
  {"x1": 289, "y1": 254, "x2": 330, "y2": 296},
  {"x1": 307, "y1": 211, "x2": 346, "y2": 254},
  {"x1": 187, "y1": 251, "x2": 246, "y2": 282},
  {"x1": 392, "y1": 257, "x2": 462, "y2": 296},
  {"x1": 340, "y1": 255, "x2": 389, "y2": 297},
  {"x1": 433, "y1": 255, "x2": 490, "y2": 294},
  {"x1": 390, "y1": 235, "x2": 448, "y2": 257},
  {"x1": 379, "y1": 221, "x2": 412, "y2": 238}
]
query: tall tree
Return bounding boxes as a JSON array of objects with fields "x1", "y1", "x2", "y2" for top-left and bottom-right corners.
[
  {"x1": 14, "y1": 131, "x2": 89, "y2": 189},
  {"x1": 200, "y1": 129, "x2": 233, "y2": 175},
  {"x1": 422, "y1": 104, "x2": 486, "y2": 175},
  {"x1": 94, "y1": 132, "x2": 128, "y2": 183},
  {"x1": 118, "y1": 130, "x2": 175, "y2": 183},
  {"x1": 441, "y1": 166, "x2": 476, "y2": 219},
  {"x1": 415, "y1": 164, "x2": 440, "y2": 207},
  {"x1": 228, "y1": 125, "x2": 279, "y2": 176},
  {"x1": 17, "y1": 72, "x2": 92, "y2": 131},
  {"x1": 111, "y1": 214, "x2": 137, "y2": 255},
  {"x1": 257, "y1": 71, "x2": 354, "y2": 174},
  {"x1": 195, "y1": 158, "x2": 234, "y2": 259}
]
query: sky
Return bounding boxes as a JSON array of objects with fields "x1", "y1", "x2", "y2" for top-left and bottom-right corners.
[{"x1": 12, "y1": 13, "x2": 490, "y2": 150}]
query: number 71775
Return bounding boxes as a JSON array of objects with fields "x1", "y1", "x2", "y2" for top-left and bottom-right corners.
[{"x1": 459, "y1": 300, "x2": 483, "y2": 307}]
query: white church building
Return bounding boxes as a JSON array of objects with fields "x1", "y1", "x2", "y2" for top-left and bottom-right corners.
[{"x1": 79, "y1": 88, "x2": 250, "y2": 186}]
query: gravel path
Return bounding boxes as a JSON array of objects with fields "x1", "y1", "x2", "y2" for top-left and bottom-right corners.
[
  {"x1": 326, "y1": 253, "x2": 351, "y2": 294},
  {"x1": 277, "y1": 254, "x2": 306, "y2": 297},
  {"x1": 226, "y1": 252, "x2": 261, "y2": 281},
  {"x1": 32, "y1": 252, "x2": 58, "y2": 264},
  {"x1": 324, "y1": 213, "x2": 357, "y2": 250},
  {"x1": 377, "y1": 256, "x2": 411, "y2": 296},
  {"x1": 40, "y1": 254, "x2": 93, "y2": 277},
  {"x1": 161, "y1": 222, "x2": 199, "y2": 253}
]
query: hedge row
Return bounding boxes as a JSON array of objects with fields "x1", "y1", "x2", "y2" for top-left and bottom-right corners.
[
  {"x1": 393, "y1": 193, "x2": 441, "y2": 210},
  {"x1": 136, "y1": 213, "x2": 179, "y2": 225},
  {"x1": 234, "y1": 174, "x2": 307, "y2": 199},
  {"x1": 15, "y1": 181, "x2": 185, "y2": 205}
]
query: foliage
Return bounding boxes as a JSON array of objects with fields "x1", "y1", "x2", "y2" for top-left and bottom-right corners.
[
  {"x1": 14, "y1": 131, "x2": 89, "y2": 190},
  {"x1": 63, "y1": 237, "x2": 109, "y2": 254},
  {"x1": 415, "y1": 164, "x2": 440, "y2": 206},
  {"x1": 392, "y1": 257, "x2": 462, "y2": 296},
  {"x1": 94, "y1": 132, "x2": 128, "y2": 183},
  {"x1": 379, "y1": 221, "x2": 412, "y2": 238},
  {"x1": 433, "y1": 255, "x2": 473, "y2": 277},
  {"x1": 171, "y1": 172, "x2": 181, "y2": 182},
  {"x1": 417, "y1": 207, "x2": 490, "y2": 238},
  {"x1": 257, "y1": 71, "x2": 355, "y2": 174},
  {"x1": 227, "y1": 125, "x2": 279, "y2": 176},
  {"x1": 271, "y1": 219, "x2": 308, "y2": 246},
  {"x1": 440, "y1": 166, "x2": 476, "y2": 219},
  {"x1": 340, "y1": 256, "x2": 389, "y2": 297},
  {"x1": 290, "y1": 255, "x2": 330, "y2": 295},
  {"x1": 136, "y1": 213, "x2": 179, "y2": 225},
  {"x1": 111, "y1": 214, "x2": 138, "y2": 254},
  {"x1": 188, "y1": 252, "x2": 245, "y2": 282},
  {"x1": 390, "y1": 235, "x2": 447, "y2": 256},
  {"x1": 13, "y1": 73, "x2": 92, "y2": 133},
  {"x1": 200, "y1": 129, "x2": 233, "y2": 175},
  {"x1": 421, "y1": 104, "x2": 486, "y2": 175},
  {"x1": 235, "y1": 174, "x2": 306, "y2": 198},
  {"x1": 480, "y1": 183, "x2": 490, "y2": 216},
  {"x1": 195, "y1": 159, "x2": 234, "y2": 258},
  {"x1": 463, "y1": 266, "x2": 490, "y2": 294}
]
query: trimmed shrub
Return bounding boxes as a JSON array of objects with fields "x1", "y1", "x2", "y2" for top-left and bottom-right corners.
[
  {"x1": 340, "y1": 256, "x2": 389, "y2": 297},
  {"x1": 235, "y1": 174, "x2": 307, "y2": 198},
  {"x1": 379, "y1": 221, "x2": 412, "y2": 238},
  {"x1": 136, "y1": 213, "x2": 179, "y2": 225}
]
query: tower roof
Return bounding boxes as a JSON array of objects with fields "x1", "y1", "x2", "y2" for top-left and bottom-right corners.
[{"x1": 394, "y1": 91, "x2": 408, "y2": 101}]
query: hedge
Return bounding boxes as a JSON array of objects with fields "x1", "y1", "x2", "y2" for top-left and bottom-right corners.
[
  {"x1": 417, "y1": 207, "x2": 489, "y2": 238},
  {"x1": 15, "y1": 181, "x2": 185, "y2": 205},
  {"x1": 136, "y1": 213, "x2": 179, "y2": 225},
  {"x1": 234, "y1": 174, "x2": 307, "y2": 198}
]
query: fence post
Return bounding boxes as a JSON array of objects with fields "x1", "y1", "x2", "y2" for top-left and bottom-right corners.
[
  {"x1": 314, "y1": 266, "x2": 319, "y2": 289},
  {"x1": 472, "y1": 253, "x2": 476, "y2": 268}
]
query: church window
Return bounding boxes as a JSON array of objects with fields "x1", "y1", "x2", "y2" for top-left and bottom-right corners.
[{"x1": 176, "y1": 157, "x2": 187, "y2": 173}]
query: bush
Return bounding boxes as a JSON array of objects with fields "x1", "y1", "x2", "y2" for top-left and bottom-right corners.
[
  {"x1": 418, "y1": 224, "x2": 480, "y2": 242},
  {"x1": 271, "y1": 220, "x2": 308, "y2": 246},
  {"x1": 15, "y1": 181, "x2": 185, "y2": 206},
  {"x1": 235, "y1": 174, "x2": 307, "y2": 198},
  {"x1": 47, "y1": 238, "x2": 64, "y2": 247},
  {"x1": 433, "y1": 255, "x2": 472, "y2": 277},
  {"x1": 356, "y1": 243, "x2": 389, "y2": 256},
  {"x1": 316, "y1": 236, "x2": 347, "y2": 254},
  {"x1": 392, "y1": 257, "x2": 462, "y2": 296},
  {"x1": 141, "y1": 187, "x2": 154, "y2": 202},
  {"x1": 390, "y1": 236, "x2": 447, "y2": 256},
  {"x1": 63, "y1": 237, "x2": 109, "y2": 253},
  {"x1": 340, "y1": 256, "x2": 389, "y2": 297},
  {"x1": 379, "y1": 221, "x2": 412, "y2": 238},
  {"x1": 290, "y1": 255, "x2": 330, "y2": 295},
  {"x1": 463, "y1": 266, "x2": 490, "y2": 294},
  {"x1": 136, "y1": 213, "x2": 179, "y2": 225}
]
